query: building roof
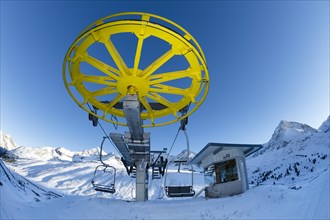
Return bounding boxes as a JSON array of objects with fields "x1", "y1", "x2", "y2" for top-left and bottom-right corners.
[{"x1": 190, "y1": 142, "x2": 262, "y2": 165}]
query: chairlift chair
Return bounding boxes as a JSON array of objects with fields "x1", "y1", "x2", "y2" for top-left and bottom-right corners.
[
  {"x1": 91, "y1": 164, "x2": 116, "y2": 193},
  {"x1": 163, "y1": 112, "x2": 195, "y2": 198},
  {"x1": 91, "y1": 137, "x2": 116, "y2": 194},
  {"x1": 164, "y1": 160, "x2": 195, "y2": 197}
]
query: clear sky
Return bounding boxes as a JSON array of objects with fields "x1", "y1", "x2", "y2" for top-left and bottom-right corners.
[{"x1": 1, "y1": 1, "x2": 329, "y2": 155}]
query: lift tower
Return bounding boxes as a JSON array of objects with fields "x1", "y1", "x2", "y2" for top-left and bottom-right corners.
[{"x1": 62, "y1": 12, "x2": 209, "y2": 201}]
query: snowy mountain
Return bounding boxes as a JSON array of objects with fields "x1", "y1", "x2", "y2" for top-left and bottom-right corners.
[
  {"x1": 175, "y1": 149, "x2": 196, "y2": 160},
  {"x1": 249, "y1": 118, "x2": 329, "y2": 187},
  {"x1": 166, "y1": 149, "x2": 196, "y2": 163},
  {"x1": 8, "y1": 145, "x2": 118, "y2": 163},
  {"x1": 9, "y1": 146, "x2": 75, "y2": 161},
  {"x1": 0, "y1": 130, "x2": 189, "y2": 163},
  {"x1": 72, "y1": 147, "x2": 110, "y2": 162},
  {"x1": 0, "y1": 131, "x2": 17, "y2": 154},
  {"x1": 319, "y1": 115, "x2": 330, "y2": 133},
  {"x1": 256, "y1": 120, "x2": 318, "y2": 155},
  {"x1": 0, "y1": 117, "x2": 329, "y2": 219}
]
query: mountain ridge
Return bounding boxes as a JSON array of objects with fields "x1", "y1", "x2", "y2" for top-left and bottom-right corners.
[{"x1": 1, "y1": 116, "x2": 329, "y2": 162}]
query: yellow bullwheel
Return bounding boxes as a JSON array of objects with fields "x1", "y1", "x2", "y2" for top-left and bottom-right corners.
[{"x1": 63, "y1": 12, "x2": 209, "y2": 127}]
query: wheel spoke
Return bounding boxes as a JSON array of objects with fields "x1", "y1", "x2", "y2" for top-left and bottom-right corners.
[
  {"x1": 142, "y1": 48, "x2": 175, "y2": 79},
  {"x1": 148, "y1": 69, "x2": 196, "y2": 85},
  {"x1": 91, "y1": 86, "x2": 117, "y2": 97},
  {"x1": 133, "y1": 37, "x2": 145, "y2": 76},
  {"x1": 102, "y1": 38, "x2": 129, "y2": 76},
  {"x1": 140, "y1": 97, "x2": 155, "y2": 124},
  {"x1": 150, "y1": 84, "x2": 186, "y2": 95},
  {"x1": 146, "y1": 92, "x2": 173, "y2": 108},
  {"x1": 103, "y1": 94, "x2": 124, "y2": 117},
  {"x1": 80, "y1": 75, "x2": 117, "y2": 86},
  {"x1": 63, "y1": 13, "x2": 209, "y2": 127},
  {"x1": 84, "y1": 54, "x2": 120, "y2": 80}
]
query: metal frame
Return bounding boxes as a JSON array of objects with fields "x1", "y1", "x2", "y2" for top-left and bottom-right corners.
[
  {"x1": 62, "y1": 12, "x2": 209, "y2": 127},
  {"x1": 63, "y1": 12, "x2": 209, "y2": 202},
  {"x1": 91, "y1": 137, "x2": 117, "y2": 194},
  {"x1": 164, "y1": 160, "x2": 195, "y2": 197},
  {"x1": 91, "y1": 164, "x2": 116, "y2": 194},
  {"x1": 150, "y1": 150, "x2": 168, "y2": 179}
]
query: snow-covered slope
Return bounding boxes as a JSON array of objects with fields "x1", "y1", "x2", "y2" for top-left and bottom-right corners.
[
  {"x1": 7, "y1": 156, "x2": 138, "y2": 200},
  {"x1": 0, "y1": 160, "x2": 61, "y2": 219},
  {"x1": 1, "y1": 117, "x2": 329, "y2": 219}
]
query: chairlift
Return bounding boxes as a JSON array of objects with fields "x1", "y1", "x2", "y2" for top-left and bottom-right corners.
[
  {"x1": 91, "y1": 137, "x2": 116, "y2": 194},
  {"x1": 163, "y1": 111, "x2": 195, "y2": 197},
  {"x1": 91, "y1": 164, "x2": 116, "y2": 193},
  {"x1": 164, "y1": 159, "x2": 195, "y2": 197}
]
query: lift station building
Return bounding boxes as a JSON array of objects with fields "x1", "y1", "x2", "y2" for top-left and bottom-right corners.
[{"x1": 190, "y1": 143, "x2": 262, "y2": 198}]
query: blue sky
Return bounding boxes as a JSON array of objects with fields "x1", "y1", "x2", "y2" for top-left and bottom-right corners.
[{"x1": 1, "y1": 1, "x2": 329, "y2": 155}]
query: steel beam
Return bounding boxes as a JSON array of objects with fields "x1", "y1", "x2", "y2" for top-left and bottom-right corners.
[
  {"x1": 135, "y1": 160, "x2": 148, "y2": 201},
  {"x1": 122, "y1": 94, "x2": 149, "y2": 201},
  {"x1": 123, "y1": 95, "x2": 144, "y2": 141}
]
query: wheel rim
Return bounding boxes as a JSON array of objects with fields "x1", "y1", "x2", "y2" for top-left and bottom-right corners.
[{"x1": 63, "y1": 12, "x2": 209, "y2": 127}]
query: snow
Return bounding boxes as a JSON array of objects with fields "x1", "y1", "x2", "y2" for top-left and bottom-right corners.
[
  {"x1": 0, "y1": 160, "x2": 61, "y2": 219},
  {"x1": 319, "y1": 115, "x2": 330, "y2": 133},
  {"x1": 72, "y1": 147, "x2": 110, "y2": 162},
  {"x1": 0, "y1": 117, "x2": 329, "y2": 219},
  {"x1": 10, "y1": 146, "x2": 73, "y2": 161},
  {"x1": 0, "y1": 131, "x2": 17, "y2": 154},
  {"x1": 249, "y1": 120, "x2": 329, "y2": 186},
  {"x1": 6, "y1": 145, "x2": 109, "y2": 162},
  {"x1": 174, "y1": 149, "x2": 196, "y2": 161}
]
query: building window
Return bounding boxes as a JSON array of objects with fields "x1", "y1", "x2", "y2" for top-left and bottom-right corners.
[
  {"x1": 204, "y1": 165, "x2": 215, "y2": 185},
  {"x1": 214, "y1": 159, "x2": 238, "y2": 184}
]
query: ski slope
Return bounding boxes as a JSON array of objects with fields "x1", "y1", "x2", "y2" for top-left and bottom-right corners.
[{"x1": 0, "y1": 117, "x2": 329, "y2": 219}]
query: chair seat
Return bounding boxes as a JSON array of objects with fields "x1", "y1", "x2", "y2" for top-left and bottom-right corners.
[
  {"x1": 93, "y1": 184, "x2": 116, "y2": 194},
  {"x1": 165, "y1": 186, "x2": 195, "y2": 197}
]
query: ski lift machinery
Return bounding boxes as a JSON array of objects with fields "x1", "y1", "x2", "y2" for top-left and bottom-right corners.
[{"x1": 62, "y1": 12, "x2": 209, "y2": 201}]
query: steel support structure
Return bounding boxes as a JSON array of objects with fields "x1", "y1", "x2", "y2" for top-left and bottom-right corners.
[
  {"x1": 115, "y1": 94, "x2": 149, "y2": 202},
  {"x1": 63, "y1": 12, "x2": 210, "y2": 203}
]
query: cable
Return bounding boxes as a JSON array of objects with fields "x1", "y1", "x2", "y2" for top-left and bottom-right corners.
[
  {"x1": 87, "y1": 103, "x2": 121, "y2": 155},
  {"x1": 167, "y1": 127, "x2": 181, "y2": 157},
  {"x1": 167, "y1": 103, "x2": 191, "y2": 157},
  {"x1": 98, "y1": 120, "x2": 121, "y2": 155},
  {"x1": 183, "y1": 129, "x2": 190, "y2": 161}
]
